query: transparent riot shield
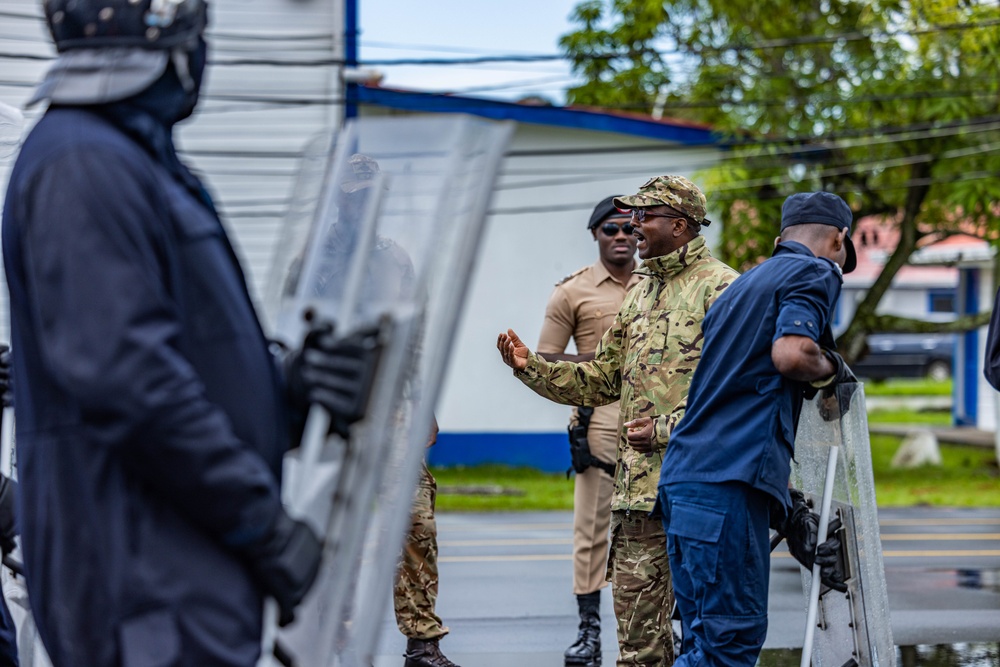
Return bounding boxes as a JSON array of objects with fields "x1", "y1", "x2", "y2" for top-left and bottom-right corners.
[
  {"x1": 790, "y1": 383, "x2": 895, "y2": 667},
  {"x1": 0, "y1": 102, "x2": 23, "y2": 160},
  {"x1": 0, "y1": 101, "x2": 52, "y2": 667},
  {"x1": 262, "y1": 130, "x2": 336, "y2": 336},
  {"x1": 260, "y1": 115, "x2": 513, "y2": 667}
]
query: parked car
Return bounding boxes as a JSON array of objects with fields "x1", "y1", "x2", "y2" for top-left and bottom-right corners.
[{"x1": 849, "y1": 333, "x2": 955, "y2": 381}]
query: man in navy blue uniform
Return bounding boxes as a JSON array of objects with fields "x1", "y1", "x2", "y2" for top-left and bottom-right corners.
[
  {"x1": 986, "y1": 287, "x2": 1000, "y2": 391},
  {"x1": 2, "y1": 2, "x2": 376, "y2": 665},
  {"x1": 656, "y1": 192, "x2": 856, "y2": 666}
]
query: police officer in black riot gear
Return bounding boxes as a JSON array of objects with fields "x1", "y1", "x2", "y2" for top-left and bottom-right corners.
[{"x1": 2, "y1": 2, "x2": 378, "y2": 664}]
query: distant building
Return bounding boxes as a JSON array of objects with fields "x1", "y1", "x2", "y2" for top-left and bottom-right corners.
[
  {"x1": 357, "y1": 85, "x2": 724, "y2": 472},
  {"x1": 842, "y1": 216, "x2": 996, "y2": 431}
]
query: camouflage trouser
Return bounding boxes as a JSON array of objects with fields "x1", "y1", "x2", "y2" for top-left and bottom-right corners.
[
  {"x1": 607, "y1": 510, "x2": 675, "y2": 667},
  {"x1": 393, "y1": 462, "x2": 448, "y2": 641}
]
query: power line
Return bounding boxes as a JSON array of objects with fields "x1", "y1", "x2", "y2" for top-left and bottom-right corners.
[
  {"x1": 712, "y1": 140, "x2": 1000, "y2": 193},
  {"x1": 500, "y1": 114, "x2": 1000, "y2": 174},
  {"x1": 427, "y1": 75, "x2": 577, "y2": 96},
  {"x1": 496, "y1": 135, "x2": 1000, "y2": 194},
  {"x1": 488, "y1": 166, "x2": 1000, "y2": 216},
  {"x1": 7, "y1": 13, "x2": 984, "y2": 70},
  {"x1": 503, "y1": 113, "x2": 1000, "y2": 157}
]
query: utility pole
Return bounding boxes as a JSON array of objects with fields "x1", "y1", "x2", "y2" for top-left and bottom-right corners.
[
  {"x1": 338, "y1": 0, "x2": 383, "y2": 126},
  {"x1": 343, "y1": 0, "x2": 358, "y2": 121}
]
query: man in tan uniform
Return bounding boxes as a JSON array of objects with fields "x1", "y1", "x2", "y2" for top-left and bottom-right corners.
[{"x1": 536, "y1": 196, "x2": 639, "y2": 666}]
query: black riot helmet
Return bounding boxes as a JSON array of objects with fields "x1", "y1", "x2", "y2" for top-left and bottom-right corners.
[
  {"x1": 44, "y1": 0, "x2": 207, "y2": 53},
  {"x1": 31, "y1": 0, "x2": 208, "y2": 106}
]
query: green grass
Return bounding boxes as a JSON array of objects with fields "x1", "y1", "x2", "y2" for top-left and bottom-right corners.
[
  {"x1": 866, "y1": 408, "x2": 952, "y2": 426},
  {"x1": 433, "y1": 402, "x2": 1000, "y2": 511},
  {"x1": 869, "y1": 433, "x2": 1000, "y2": 507},
  {"x1": 433, "y1": 464, "x2": 575, "y2": 512},
  {"x1": 863, "y1": 377, "x2": 952, "y2": 396}
]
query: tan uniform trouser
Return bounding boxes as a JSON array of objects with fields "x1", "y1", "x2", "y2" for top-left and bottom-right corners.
[{"x1": 573, "y1": 422, "x2": 617, "y2": 595}]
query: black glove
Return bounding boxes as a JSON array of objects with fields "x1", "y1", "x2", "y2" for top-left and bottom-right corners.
[
  {"x1": 814, "y1": 530, "x2": 848, "y2": 593},
  {"x1": 287, "y1": 321, "x2": 382, "y2": 439},
  {"x1": 0, "y1": 345, "x2": 12, "y2": 408},
  {"x1": 822, "y1": 349, "x2": 857, "y2": 385},
  {"x1": 779, "y1": 489, "x2": 848, "y2": 593},
  {"x1": 243, "y1": 509, "x2": 323, "y2": 627},
  {"x1": 814, "y1": 350, "x2": 858, "y2": 422},
  {"x1": 0, "y1": 474, "x2": 17, "y2": 556}
]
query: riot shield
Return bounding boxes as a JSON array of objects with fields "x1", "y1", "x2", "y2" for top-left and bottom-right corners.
[
  {"x1": 0, "y1": 102, "x2": 22, "y2": 160},
  {"x1": 790, "y1": 383, "x2": 895, "y2": 667},
  {"x1": 260, "y1": 115, "x2": 513, "y2": 667}
]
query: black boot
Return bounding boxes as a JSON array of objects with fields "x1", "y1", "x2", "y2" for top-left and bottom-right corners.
[
  {"x1": 403, "y1": 638, "x2": 461, "y2": 667},
  {"x1": 564, "y1": 591, "x2": 601, "y2": 665}
]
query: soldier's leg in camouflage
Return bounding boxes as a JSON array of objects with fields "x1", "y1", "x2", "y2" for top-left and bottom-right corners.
[
  {"x1": 566, "y1": 429, "x2": 615, "y2": 666},
  {"x1": 394, "y1": 463, "x2": 460, "y2": 667},
  {"x1": 609, "y1": 511, "x2": 675, "y2": 667}
]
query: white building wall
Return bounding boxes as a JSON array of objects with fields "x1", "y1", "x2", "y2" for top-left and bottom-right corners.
[
  {"x1": 0, "y1": 0, "x2": 341, "y2": 337},
  {"x1": 432, "y1": 123, "x2": 721, "y2": 435}
]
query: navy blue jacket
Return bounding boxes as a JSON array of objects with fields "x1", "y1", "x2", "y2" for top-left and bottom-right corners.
[
  {"x1": 659, "y1": 242, "x2": 842, "y2": 513},
  {"x1": 986, "y1": 287, "x2": 1000, "y2": 391},
  {"x1": 2, "y1": 107, "x2": 289, "y2": 666}
]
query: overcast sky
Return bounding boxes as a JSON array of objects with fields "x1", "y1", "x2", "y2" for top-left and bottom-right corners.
[{"x1": 359, "y1": 0, "x2": 585, "y2": 103}]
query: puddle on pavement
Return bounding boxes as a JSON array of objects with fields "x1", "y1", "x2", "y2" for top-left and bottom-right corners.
[
  {"x1": 954, "y1": 568, "x2": 1000, "y2": 593},
  {"x1": 758, "y1": 643, "x2": 1000, "y2": 666},
  {"x1": 889, "y1": 568, "x2": 1000, "y2": 595}
]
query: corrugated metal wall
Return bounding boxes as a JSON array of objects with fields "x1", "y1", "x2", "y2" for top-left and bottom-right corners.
[{"x1": 0, "y1": 0, "x2": 342, "y2": 338}]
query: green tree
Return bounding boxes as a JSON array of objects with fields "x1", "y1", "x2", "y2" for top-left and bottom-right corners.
[{"x1": 561, "y1": 0, "x2": 1000, "y2": 362}]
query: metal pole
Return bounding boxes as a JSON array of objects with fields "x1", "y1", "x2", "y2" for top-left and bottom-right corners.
[{"x1": 800, "y1": 444, "x2": 840, "y2": 667}]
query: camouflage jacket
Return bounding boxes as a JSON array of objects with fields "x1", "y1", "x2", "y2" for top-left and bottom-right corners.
[{"x1": 516, "y1": 236, "x2": 738, "y2": 511}]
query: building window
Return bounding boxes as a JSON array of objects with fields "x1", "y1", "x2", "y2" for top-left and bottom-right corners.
[{"x1": 928, "y1": 289, "x2": 956, "y2": 314}]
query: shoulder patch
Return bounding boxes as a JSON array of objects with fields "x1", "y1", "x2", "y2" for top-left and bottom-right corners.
[{"x1": 555, "y1": 266, "x2": 588, "y2": 286}]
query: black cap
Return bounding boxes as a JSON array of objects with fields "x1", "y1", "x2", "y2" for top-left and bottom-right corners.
[
  {"x1": 588, "y1": 195, "x2": 629, "y2": 230},
  {"x1": 780, "y1": 191, "x2": 856, "y2": 273}
]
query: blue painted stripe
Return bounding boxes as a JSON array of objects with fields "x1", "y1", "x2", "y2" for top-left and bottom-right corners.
[
  {"x1": 358, "y1": 86, "x2": 719, "y2": 146},
  {"x1": 429, "y1": 432, "x2": 569, "y2": 473},
  {"x1": 961, "y1": 268, "x2": 979, "y2": 425}
]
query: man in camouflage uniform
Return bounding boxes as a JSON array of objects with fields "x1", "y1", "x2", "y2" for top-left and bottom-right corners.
[
  {"x1": 393, "y1": 420, "x2": 460, "y2": 667},
  {"x1": 497, "y1": 176, "x2": 739, "y2": 667},
  {"x1": 328, "y1": 155, "x2": 459, "y2": 667},
  {"x1": 535, "y1": 196, "x2": 639, "y2": 665}
]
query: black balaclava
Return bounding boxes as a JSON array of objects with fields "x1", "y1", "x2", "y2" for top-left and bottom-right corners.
[{"x1": 86, "y1": 39, "x2": 215, "y2": 213}]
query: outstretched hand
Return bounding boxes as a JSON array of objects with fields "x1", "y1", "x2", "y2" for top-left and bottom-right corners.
[{"x1": 496, "y1": 329, "x2": 530, "y2": 371}]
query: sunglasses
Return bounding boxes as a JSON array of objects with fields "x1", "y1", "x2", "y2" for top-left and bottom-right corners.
[
  {"x1": 629, "y1": 209, "x2": 682, "y2": 223},
  {"x1": 600, "y1": 221, "x2": 635, "y2": 236}
]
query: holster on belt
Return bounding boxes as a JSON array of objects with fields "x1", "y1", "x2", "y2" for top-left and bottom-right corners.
[{"x1": 567, "y1": 406, "x2": 615, "y2": 478}]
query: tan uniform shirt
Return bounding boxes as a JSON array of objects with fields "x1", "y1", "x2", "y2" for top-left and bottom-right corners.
[{"x1": 537, "y1": 259, "x2": 640, "y2": 434}]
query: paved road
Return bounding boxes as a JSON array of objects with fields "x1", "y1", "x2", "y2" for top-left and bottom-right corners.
[{"x1": 373, "y1": 508, "x2": 1000, "y2": 666}]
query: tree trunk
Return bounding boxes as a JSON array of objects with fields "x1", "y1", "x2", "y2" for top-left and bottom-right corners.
[{"x1": 838, "y1": 162, "x2": 932, "y2": 364}]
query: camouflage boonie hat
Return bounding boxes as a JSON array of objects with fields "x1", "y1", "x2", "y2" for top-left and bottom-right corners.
[
  {"x1": 613, "y1": 175, "x2": 711, "y2": 226},
  {"x1": 340, "y1": 153, "x2": 381, "y2": 193}
]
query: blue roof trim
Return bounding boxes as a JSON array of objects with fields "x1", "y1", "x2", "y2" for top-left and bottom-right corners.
[{"x1": 358, "y1": 86, "x2": 719, "y2": 146}]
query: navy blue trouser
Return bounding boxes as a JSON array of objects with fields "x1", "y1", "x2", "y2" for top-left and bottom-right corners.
[
  {"x1": 0, "y1": 593, "x2": 18, "y2": 666},
  {"x1": 658, "y1": 481, "x2": 770, "y2": 667}
]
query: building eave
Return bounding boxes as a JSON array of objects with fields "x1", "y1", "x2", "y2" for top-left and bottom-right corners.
[{"x1": 357, "y1": 85, "x2": 720, "y2": 146}]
